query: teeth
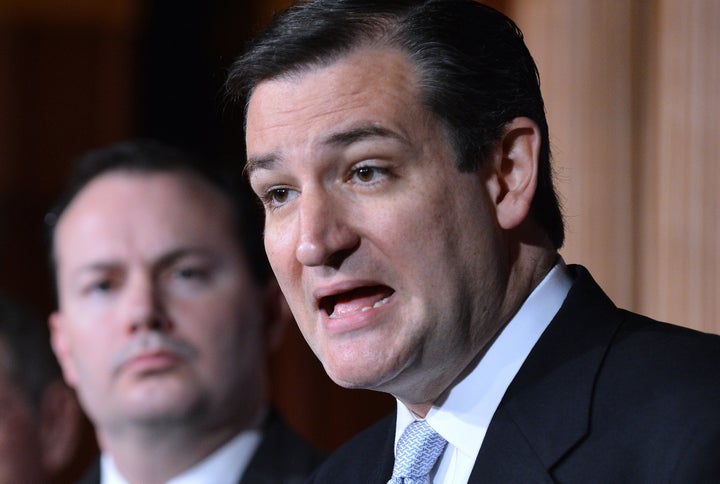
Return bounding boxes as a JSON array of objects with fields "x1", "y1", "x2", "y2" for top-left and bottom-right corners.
[
  {"x1": 373, "y1": 296, "x2": 390, "y2": 308},
  {"x1": 330, "y1": 295, "x2": 390, "y2": 318}
]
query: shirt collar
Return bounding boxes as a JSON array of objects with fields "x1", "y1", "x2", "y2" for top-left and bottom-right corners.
[
  {"x1": 395, "y1": 258, "x2": 573, "y2": 460},
  {"x1": 101, "y1": 427, "x2": 263, "y2": 484},
  {"x1": 168, "y1": 429, "x2": 262, "y2": 484}
]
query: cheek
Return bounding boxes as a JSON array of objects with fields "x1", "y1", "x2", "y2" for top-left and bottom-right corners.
[
  {"x1": 265, "y1": 230, "x2": 306, "y2": 308},
  {"x1": 265, "y1": 225, "x2": 296, "y2": 275},
  {"x1": 182, "y1": 290, "x2": 264, "y2": 352},
  {"x1": 203, "y1": 311, "x2": 266, "y2": 388},
  {"x1": 53, "y1": 326, "x2": 89, "y2": 388},
  {"x1": 372, "y1": 197, "x2": 448, "y2": 272}
]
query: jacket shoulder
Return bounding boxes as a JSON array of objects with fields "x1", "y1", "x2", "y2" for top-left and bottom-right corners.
[
  {"x1": 308, "y1": 412, "x2": 396, "y2": 483},
  {"x1": 241, "y1": 409, "x2": 326, "y2": 484}
]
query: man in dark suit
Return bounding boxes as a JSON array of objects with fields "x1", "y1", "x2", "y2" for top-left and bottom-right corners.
[
  {"x1": 225, "y1": 0, "x2": 720, "y2": 482},
  {"x1": 47, "y1": 140, "x2": 324, "y2": 483}
]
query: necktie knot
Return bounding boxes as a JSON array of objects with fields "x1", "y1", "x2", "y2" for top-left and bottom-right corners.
[{"x1": 389, "y1": 420, "x2": 447, "y2": 484}]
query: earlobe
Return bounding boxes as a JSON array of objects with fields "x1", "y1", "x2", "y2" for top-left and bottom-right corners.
[
  {"x1": 49, "y1": 312, "x2": 78, "y2": 387},
  {"x1": 485, "y1": 117, "x2": 541, "y2": 230}
]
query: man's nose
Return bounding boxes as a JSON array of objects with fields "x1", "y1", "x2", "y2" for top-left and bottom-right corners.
[
  {"x1": 295, "y1": 190, "x2": 359, "y2": 268},
  {"x1": 124, "y1": 275, "x2": 172, "y2": 334}
]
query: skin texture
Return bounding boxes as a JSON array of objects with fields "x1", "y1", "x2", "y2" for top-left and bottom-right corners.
[
  {"x1": 246, "y1": 47, "x2": 550, "y2": 416},
  {"x1": 50, "y1": 171, "x2": 284, "y2": 482}
]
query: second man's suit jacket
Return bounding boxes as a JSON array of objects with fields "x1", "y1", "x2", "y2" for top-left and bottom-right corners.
[{"x1": 308, "y1": 265, "x2": 720, "y2": 483}]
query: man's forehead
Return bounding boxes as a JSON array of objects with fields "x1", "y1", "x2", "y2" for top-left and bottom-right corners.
[
  {"x1": 248, "y1": 47, "x2": 417, "y2": 116},
  {"x1": 245, "y1": 47, "x2": 422, "y2": 160},
  {"x1": 54, "y1": 173, "x2": 235, "y2": 263},
  {"x1": 58, "y1": 171, "x2": 230, "y2": 224}
]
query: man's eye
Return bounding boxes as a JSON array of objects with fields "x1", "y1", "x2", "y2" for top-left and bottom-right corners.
[
  {"x1": 178, "y1": 268, "x2": 198, "y2": 278},
  {"x1": 95, "y1": 281, "x2": 112, "y2": 291},
  {"x1": 176, "y1": 267, "x2": 209, "y2": 280},
  {"x1": 87, "y1": 279, "x2": 114, "y2": 294},
  {"x1": 352, "y1": 166, "x2": 385, "y2": 183},
  {"x1": 264, "y1": 187, "x2": 298, "y2": 208},
  {"x1": 271, "y1": 188, "x2": 290, "y2": 204}
]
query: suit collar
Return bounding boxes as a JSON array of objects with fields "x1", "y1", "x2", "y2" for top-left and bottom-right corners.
[{"x1": 472, "y1": 265, "x2": 621, "y2": 480}]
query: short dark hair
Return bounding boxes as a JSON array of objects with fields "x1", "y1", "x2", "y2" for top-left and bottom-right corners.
[
  {"x1": 0, "y1": 295, "x2": 61, "y2": 413},
  {"x1": 225, "y1": 0, "x2": 564, "y2": 248},
  {"x1": 46, "y1": 139, "x2": 270, "y2": 287}
]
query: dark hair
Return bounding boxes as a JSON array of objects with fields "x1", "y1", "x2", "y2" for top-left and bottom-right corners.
[
  {"x1": 46, "y1": 139, "x2": 270, "y2": 286},
  {"x1": 0, "y1": 295, "x2": 61, "y2": 412},
  {"x1": 225, "y1": 0, "x2": 564, "y2": 248}
]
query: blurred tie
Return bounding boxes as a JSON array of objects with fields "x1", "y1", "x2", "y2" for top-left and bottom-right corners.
[{"x1": 388, "y1": 420, "x2": 448, "y2": 484}]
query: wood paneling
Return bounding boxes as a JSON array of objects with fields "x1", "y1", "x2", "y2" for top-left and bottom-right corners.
[
  {"x1": 0, "y1": 3, "x2": 139, "y2": 482},
  {"x1": 509, "y1": 0, "x2": 637, "y2": 310},
  {"x1": 509, "y1": 0, "x2": 719, "y2": 335},
  {"x1": 0, "y1": 14, "x2": 137, "y2": 313},
  {"x1": 639, "y1": 0, "x2": 720, "y2": 333}
]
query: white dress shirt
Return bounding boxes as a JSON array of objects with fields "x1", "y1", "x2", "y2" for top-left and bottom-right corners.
[
  {"x1": 393, "y1": 260, "x2": 573, "y2": 483},
  {"x1": 101, "y1": 427, "x2": 262, "y2": 484}
]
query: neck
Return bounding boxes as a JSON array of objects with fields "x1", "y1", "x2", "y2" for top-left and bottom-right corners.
[
  {"x1": 98, "y1": 408, "x2": 262, "y2": 484},
  {"x1": 499, "y1": 244, "x2": 558, "y2": 326},
  {"x1": 401, "y1": 239, "x2": 558, "y2": 418}
]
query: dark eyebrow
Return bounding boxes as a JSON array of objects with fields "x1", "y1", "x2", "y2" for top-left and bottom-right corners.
[
  {"x1": 322, "y1": 124, "x2": 406, "y2": 147},
  {"x1": 245, "y1": 154, "x2": 278, "y2": 177},
  {"x1": 155, "y1": 248, "x2": 216, "y2": 271},
  {"x1": 72, "y1": 262, "x2": 119, "y2": 278},
  {"x1": 246, "y1": 124, "x2": 406, "y2": 177},
  {"x1": 71, "y1": 248, "x2": 214, "y2": 280}
]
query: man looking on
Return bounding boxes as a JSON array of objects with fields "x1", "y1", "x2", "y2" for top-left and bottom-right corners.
[
  {"x1": 226, "y1": 0, "x2": 720, "y2": 482},
  {"x1": 47, "y1": 140, "x2": 324, "y2": 483}
]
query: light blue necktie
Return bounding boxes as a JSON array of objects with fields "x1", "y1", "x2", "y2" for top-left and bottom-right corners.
[{"x1": 388, "y1": 420, "x2": 448, "y2": 484}]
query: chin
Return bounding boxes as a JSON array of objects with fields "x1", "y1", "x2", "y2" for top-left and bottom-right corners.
[
  {"x1": 323, "y1": 358, "x2": 400, "y2": 392},
  {"x1": 129, "y1": 400, "x2": 201, "y2": 426},
  {"x1": 125, "y1": 388, "x2": 202, "y2": 420}
]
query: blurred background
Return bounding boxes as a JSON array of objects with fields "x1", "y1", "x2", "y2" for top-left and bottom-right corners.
[{"x1": 0, "y1": 0, "x2": 718, "y2": 481}]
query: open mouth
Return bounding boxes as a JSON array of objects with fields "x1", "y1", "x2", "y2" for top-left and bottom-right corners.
[{"x1": 320, "y1": 285, "x2": 394, "y2": 319}]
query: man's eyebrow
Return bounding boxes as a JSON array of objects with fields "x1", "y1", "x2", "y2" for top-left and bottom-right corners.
[
  {"x1": 70, "y1": 248, "x2": 213, "y2": 279},
  {"x1": 72, "y1": 262, "x2": 117, "y2": 277},
  {"x1": 245, "y1": 154, "x2": 278, "y2": 177},
  {"x1": 245, "y1": 124, "x2": 405, "y2": 176},
  {"x1": 322, "y1": 124, "x2": 405, "y2": 147},
  {"x1": 67, "y1": 261, "x2": 121, "y2": 286},
  {"x1": 154, "y1": 247, "x2": 215, "y2": 270}
]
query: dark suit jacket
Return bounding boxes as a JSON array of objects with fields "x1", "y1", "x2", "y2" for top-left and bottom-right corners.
[
  {"x1": 309, "y1": 265, "x2": 720, "y2": 483},
  {"x1": 77, "y1": 409, "x2": 324, "y2": 484}
]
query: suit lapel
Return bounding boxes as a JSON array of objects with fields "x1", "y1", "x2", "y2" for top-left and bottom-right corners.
[
  {"x1": 239, "y1": 408, "x2": 325, "y2": 483},
  {"x1": 355, "y1": 413, "x2": 396, "y2": 483},
  {"x1": 471, "y1": 266, "x2": 622, "y2": 481},
  {"x1": 306, "y1": 411, "x2": 395, "y2": 483}
]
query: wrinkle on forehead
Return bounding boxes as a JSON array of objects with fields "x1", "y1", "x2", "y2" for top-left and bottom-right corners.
[{"x1": 245, "y1": 47, "x2": 424, "y2": 169}]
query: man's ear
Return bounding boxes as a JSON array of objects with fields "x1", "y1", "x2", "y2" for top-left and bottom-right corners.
[
  {"x1": 484, "y1": 117, "x2": 541, "y2": 230},
  {"x1": 38, "y1": 380, "x2": 83, "y2": 475},
  {"x1": 48, "y1": 312, "x2": 78, "y2": 388},
  {"x1": 261, "y1": 279, "x2": 291, "y2": 352}
]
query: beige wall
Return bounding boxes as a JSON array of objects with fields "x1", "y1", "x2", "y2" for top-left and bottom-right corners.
[{"x1": 509, "y1": 0, "x2": 719, "y2": 334}]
